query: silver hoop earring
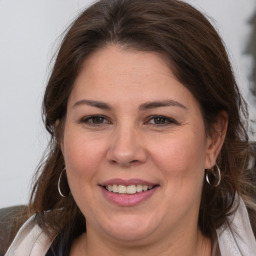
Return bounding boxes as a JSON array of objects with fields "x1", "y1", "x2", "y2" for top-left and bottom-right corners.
[
  {"x1": 58, "y1": 168, "x2": 70, "y2": 197},
  {"x1": 206, "y1": 164, "x2": 221, "y2": 187}
]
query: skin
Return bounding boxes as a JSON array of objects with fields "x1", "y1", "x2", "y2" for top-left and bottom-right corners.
[{"x1": 61, "y1": 45, "x2": 227, "y2": 256}]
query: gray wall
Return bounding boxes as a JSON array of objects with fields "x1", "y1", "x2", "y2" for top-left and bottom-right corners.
[{"x1": 0, "y1": 0, "x2": 255, "y2": 208}]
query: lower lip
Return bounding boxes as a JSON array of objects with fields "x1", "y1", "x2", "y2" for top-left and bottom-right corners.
[{"x1": 100, "y1": 186, "x2": 158, "y2": 206}]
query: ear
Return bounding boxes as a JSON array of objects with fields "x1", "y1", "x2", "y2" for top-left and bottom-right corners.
[
  {"x1": 55, "y1": 119, "x2": 60, "y2": 127},
  {"x1": 204, "y1": 111, "x2": 228, "y2": 169},
  {"x1": 54, "y1": 119, "x2": 64, "y2": 152}
]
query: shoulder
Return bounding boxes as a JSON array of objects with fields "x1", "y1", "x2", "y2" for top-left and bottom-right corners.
[
  {"x1": 0, "y1": 205, "x2": 28, "y2": 256},
  {"x1": 216, "y1": 196, "x2": 256, "y2": 255},
  {"x1": 1, "y1": 207, "x2": 52, "y2": 256}
]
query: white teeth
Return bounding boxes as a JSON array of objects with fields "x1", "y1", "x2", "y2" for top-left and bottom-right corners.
[
  {"x1": 107, "y1": 185, "x2": 113, "y2": 192},
  {"x1": 136, "y1": 185, "x2": 143, "y2": 192},
  {"x1": 118, "y1": 185, "x2": 127, "y2": 194},
  {"x1": 113, "y1": 185, "x2": 118, "y2": 193},
  {"x1": 105, "y1": 184, "x2": 154, "y2": 194},
  {"x1": 127, "y1": 185, "x2": 136, "y2": 194},
  {"x1": 142, "y1": 185, "x2": 148, "y2": 191}
]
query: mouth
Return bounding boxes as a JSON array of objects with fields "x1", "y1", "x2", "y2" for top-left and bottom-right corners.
[
  {"x1": 99, "y1": 179, "x2": 159, "y2": 206},
  {"x1": 103, "y1": 184, "x2": 158, "y2": 194}
]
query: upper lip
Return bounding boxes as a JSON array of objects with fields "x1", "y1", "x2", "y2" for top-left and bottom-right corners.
[{"x1": 100, "y1": 178, "x2": 157, "y2": 186}]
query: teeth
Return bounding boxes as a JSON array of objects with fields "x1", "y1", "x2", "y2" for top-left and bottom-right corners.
[
  {"x1": 127, "y1": 185, "x2": 136, "y2": 194},
  {"x1": 105, "y1": 184, "x2": 154, "y2": 194},
  {"x1": 107, "y1": 185, "x2": 113, "y2": 192},
  {"x1": 136, "y1": 185, "x2": 143, "y2": 192},
  {"x1": 118, "y1": 185, "x2": 127, "y2": 194},
  {"x1": 142, "y1": 185, "x2": 148, "y2": 191},
  {"x1": 113, "y1": 185, "x2": 118, "y2": 193}
]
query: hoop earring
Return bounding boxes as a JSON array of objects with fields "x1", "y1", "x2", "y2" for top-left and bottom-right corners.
[
  {"x1": 205, "y1": 164, "x2": 221, "y2": 187},
  {"x1": 58, "y1": 168, "x2": 70, "y2": 197}
]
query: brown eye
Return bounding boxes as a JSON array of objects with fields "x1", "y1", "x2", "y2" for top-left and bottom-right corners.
[
  {"x1": 147, "y1": 115, "x2": 177, "y2": 126},
  {"x1": 91, "y1": 116, "x2": 105, "y2": 124},
  {"x1": 81, "y1": 115, "x2": 110, "y2": 125},
  {"x1": 153, "y1": 117, "x2": 168, "y2": 124}
]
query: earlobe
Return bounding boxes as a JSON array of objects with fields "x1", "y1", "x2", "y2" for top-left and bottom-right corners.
[
  {"x1": 54, "y1": 119, "x2": 64, "y2": 152},
  {"x1": 55, "y1": 120, "x2": 60, "y2": 127},
  {"x1": 205, "y1": 111, "x2": 228, "y2": 169}
]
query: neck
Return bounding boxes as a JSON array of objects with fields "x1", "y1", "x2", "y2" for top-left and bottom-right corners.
[{"x1": 70, "y1": 226, "x2": 212, "y2": 256}]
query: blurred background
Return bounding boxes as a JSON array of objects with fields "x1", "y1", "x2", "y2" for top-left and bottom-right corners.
[{"x1": 0, "y1": 0, "x2": 256, "y2": 208}]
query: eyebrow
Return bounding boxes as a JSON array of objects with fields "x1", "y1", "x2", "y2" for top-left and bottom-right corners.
[
  {"x1": 72, "y1": 99, "x2": 187, "y2": 110},
  {"x1": 139, "y1": 100, "x2": 187, "y2": 110},
  {"x1": 73, "y1": 99, "x2": 111, "y2": 110}
]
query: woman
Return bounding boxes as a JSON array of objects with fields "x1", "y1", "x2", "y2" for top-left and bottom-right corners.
[{"x1": 4, "y1": 0, "x2": 256, "y2": 255}]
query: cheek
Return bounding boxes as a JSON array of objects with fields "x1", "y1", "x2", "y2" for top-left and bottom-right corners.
[
  {"x1": 62, "y1": 131, "x2": 107, "y2": 188},
  {"x1": 141, "y1": 131, "x2": 207, "y2": 227},
  {"x1": 150, "y1": 132, "x2": 207, "y2": 186},
  {"x1": 64, "y1": 130, "x2": 100, "y2": 166},
  {"x1": 62, "y1": 132, "x2": 106, "y2": 214}
]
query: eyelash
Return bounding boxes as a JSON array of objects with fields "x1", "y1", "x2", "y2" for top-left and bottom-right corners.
[
  {"x1": 80, "y1": 115, "x2": 111, "y2": 126},
  {"x1": 145, "y1": 115, "x2": 178, "y2": 126},
  {"x1": 80, "y1": 115, "x2": 178, "y2": 127}
]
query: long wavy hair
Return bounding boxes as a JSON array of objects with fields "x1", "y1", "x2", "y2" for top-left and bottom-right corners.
[{"x1": 25, "y1": 0, "x2": 256, "y2": 242}]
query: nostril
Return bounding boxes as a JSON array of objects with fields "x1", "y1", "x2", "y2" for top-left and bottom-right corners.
[
  {"x1": 108, "y1": 159, "x2": 140, "y2": 167},
  {"x1": 130, "y1": 160, "x2": 139, "y2": 164},
  {"x1": 109, "y1": 159, "x2": 117, "y2": 165}
]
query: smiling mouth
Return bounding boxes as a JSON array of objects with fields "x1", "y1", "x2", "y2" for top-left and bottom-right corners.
[{"x1": 103, "y1": 184, "x2": 158, "y2": 194}]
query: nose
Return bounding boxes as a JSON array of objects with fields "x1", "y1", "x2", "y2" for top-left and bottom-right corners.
[{"x1": 106, "y1": 125, "x2": 147, "y2": 167}]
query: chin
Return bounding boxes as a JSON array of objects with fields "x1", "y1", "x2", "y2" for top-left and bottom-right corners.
[
  {"x1": 105, "y1": 227, "x2": 154, "y2": 242},
  {"x1": 101, "y1": 215, "x2": 157, "y2": 242}
]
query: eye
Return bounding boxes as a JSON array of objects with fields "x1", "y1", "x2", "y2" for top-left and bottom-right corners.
[
  {"x1": 81, "y1": 115, "x2": 110, "y2": 125},
  {"x1": 146, "y1": 115, "x2": 178, "y2": 126}
]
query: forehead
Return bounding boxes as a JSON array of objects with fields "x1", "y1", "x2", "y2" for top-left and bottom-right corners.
[
  {"x1": 77, "y1": 45, "x2": 172, "y2": 85},
  {"x1": 69, "y1": 45, "x2": 198, "y2": 109}
]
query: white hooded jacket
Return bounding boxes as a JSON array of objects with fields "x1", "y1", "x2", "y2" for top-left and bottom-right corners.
[{"x1": 4, "y1": 197, "x2": 256, "y2": 256}]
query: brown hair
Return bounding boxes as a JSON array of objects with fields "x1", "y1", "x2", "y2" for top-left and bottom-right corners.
[{"x1": 26, "y1": 0, "x2": 256, "y2": 242}]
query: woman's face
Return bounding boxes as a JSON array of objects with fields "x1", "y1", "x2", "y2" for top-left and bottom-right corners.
[{"x1": 62, "y1": 45, "x2": 218, "y2": 244}]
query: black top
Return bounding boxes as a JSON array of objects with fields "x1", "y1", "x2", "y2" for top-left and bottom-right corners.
[
  {"x1": 45, "y1": 229, "x2": 221, "y2": 256},
  {"x1": 46, "y1": 230, "x2": 72, "y2": 256}
]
